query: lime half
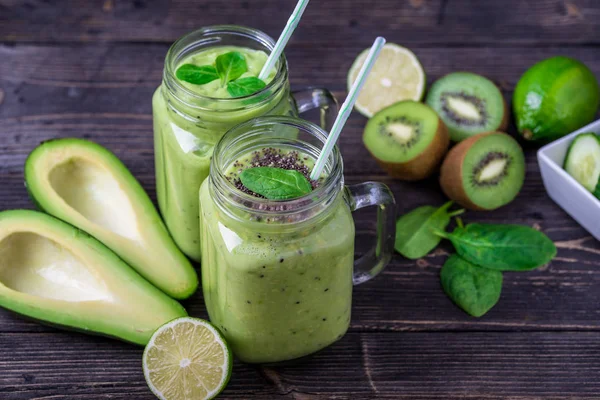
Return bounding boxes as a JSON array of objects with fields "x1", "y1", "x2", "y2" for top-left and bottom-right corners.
[
  {"x1": 348, "y1": 43, "x2": 426, "y2": 118},
  {"x1": 143, "y1": 317, "x2": 232, "y2": 400}
]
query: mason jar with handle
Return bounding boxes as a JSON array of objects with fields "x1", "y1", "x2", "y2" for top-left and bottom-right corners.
[
  {"x1": 199, "y1": 116, "x2": 396, "y2": 364},
  {"x1": 153, "y1": 25, "x2": 338, "y2": 261}
]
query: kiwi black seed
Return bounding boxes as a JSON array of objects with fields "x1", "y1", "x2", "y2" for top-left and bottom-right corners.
[
  {"x1": 426, "y1": 72, "x2": 508, "y2": 142},
  {"x1": 440, "y1": 132, "x2": 525, "y2": 210},
  {"x1": 363, "y1": 100, "x2": 450, "y2": 181}
]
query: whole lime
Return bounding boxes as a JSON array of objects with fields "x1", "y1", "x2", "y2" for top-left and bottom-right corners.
[{"x1": 513, "y1": 56, "x2": 599, "y2": 143}]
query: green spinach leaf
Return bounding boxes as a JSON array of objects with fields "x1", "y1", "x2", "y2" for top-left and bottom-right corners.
[
  {"x1": 239, "y1": 167, "x2": 312, "y2": 200},
  {"x1": 394, "y1": 201, "x2": 463, "y2": 259},
  {"x1": 227, "y1": 77, "x2": 266, "y2": 98},
  {"x1": 441, "y1": 254, "x2": 503, "y2": 317},
  {"x1": 438, "y1": 223, "x2": 556, "y2": 271},
  {"x1": 215, "y1": 51, "x2": 247, "y2": 85}
]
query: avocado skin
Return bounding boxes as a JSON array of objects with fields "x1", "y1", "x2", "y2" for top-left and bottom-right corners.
[
  {"x1": 0, "y1": 210, "x2": 188, "y2": 346},
  {"x1": 24, "y1": 138, "x2": 198, "y2": 300},
  {"x1": 513, "y1": 56, "x2": 600, "y2": 143}
]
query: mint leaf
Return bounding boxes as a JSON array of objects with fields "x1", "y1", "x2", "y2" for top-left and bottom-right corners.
[
  {"x1": 175, "y1": 64, "x2": 219, "y2": 85},
  {"x1": 227, "y1": 77, "x2": 267, "y2": 98},
  {"x1": 239, "y1": 167, "x2": 312, "y2": 200},
  {"x1": 215, "y1": 51, "x2": 247, "y2": 85}
]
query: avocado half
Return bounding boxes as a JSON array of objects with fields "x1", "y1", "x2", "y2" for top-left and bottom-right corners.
[
  {"x1": 24, "y1": 139, "x2": 198, "y2": 300},
  {"x1": 0, "y1": 210, "x2": 187, "y2": 345}
]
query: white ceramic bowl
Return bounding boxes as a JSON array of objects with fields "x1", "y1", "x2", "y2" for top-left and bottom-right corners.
[{"x1": 538, "y1": 118, "x2": 600, "y2": 240}]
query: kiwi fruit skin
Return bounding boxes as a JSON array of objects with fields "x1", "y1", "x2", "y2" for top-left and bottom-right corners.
[
  {"x1": 440, "y1": 132, "x2": 525, "y2": 210},
  {"x1": 363, "y1": 101, "x2": 450, "y2": 181},
  {"x1": 426, "y1": 72, "x2": 509, "y2": 142}
]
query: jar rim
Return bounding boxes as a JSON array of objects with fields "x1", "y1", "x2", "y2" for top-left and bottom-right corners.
[
  {"x1": 163, "y1": 25, "x2": 288, "y2": 108},
  {"x1": 210, "y1": 116, "x2": 344, "y2": 221}
]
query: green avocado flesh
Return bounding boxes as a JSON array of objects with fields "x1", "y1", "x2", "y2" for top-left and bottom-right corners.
[
  {"x1": 363, "y1": 100, "x2": 439, "y2": 162},
  {"x1": 462, "y1": 134, "x2": 525, "y2": 209},
  {"x1": 24, "y1": 139, "x2": 198, "y2": 300},
  {"x1": 0, "y1": 210, "x2": 187, "y2": 345},
  {"x1": 513, "y1": 56, "x2": 600, "y2": 142},
  {"x1": 426, "y1": 72, "x2": 506, "y2": 142}
]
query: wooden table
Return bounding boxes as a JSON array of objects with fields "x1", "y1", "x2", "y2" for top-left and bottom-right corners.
[{"x1": 2, "y1": 1, "x2": 600, "y2": 398}]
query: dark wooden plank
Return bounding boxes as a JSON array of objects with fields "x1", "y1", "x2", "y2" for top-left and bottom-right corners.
[
  {"x1": 1, "y1": 232, "x2": 599, "y2": 334},
  {"x1": 1, "y1": 331, "x2": 599, "y2": 399},
  {"x1": 4, "y1": 43, "x2": 600, "y2": 121},
  {"x1": 1, "y1": 41, "x2": 600, "y2": 333},
  {"x1": 2, "y1": 0, "x2": 600, "y2": 45}
]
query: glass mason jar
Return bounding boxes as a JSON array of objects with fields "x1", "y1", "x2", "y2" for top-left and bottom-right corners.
[
  {"x1": 153, "y1": 25, "x2": 337, "y2": 261},
  {"x1": 199, "y1": 116, "x2": 396, "y2": 364}
]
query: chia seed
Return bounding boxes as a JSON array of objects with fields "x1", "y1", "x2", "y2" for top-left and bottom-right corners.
[{"x1": 228, "y1": 148, "x2": 320, "y2": 197}]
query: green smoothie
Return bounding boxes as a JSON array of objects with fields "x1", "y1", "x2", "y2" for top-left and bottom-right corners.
[
  {"x1": 199, "y1": 148, "x2": 354, "y2": 363},
  {"x1": 153, "y1": 46, "x2": 295, "y2": 261},
  {"x1": 177, "y1": 46, "x2": 275, "y2": 98}
]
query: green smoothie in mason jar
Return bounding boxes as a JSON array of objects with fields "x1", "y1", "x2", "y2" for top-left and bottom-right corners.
[
  {"x1": 153, "y1": 26, "x2": 337, "y2": 261},
  {"x1": 199, "y1": 117, "x2": 396, "y2": 364}
]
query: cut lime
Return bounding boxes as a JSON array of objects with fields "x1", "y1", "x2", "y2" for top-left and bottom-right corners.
[
  {"x1": 143, "y1": 317, "x2": 232, "y2": 400},
  {"x1": 348, "y1": 43, "x2": 426, "y2": 118}
]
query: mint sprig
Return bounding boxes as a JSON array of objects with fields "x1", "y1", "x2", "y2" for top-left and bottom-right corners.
[
  {"x1": 175, "y1": 51, "x2": 267, "y2": 97},
  {"x1": 227, "y1": 77, "x2": 267, "y2": 98},
  {"x1": 175, "y1": 64, "x2": 219, "y2": 85},
  {"x1": 239, "y1": 167, "x2": 312, "y2": 200},
  {"x1": 215, "y1": 51, "x2": 247, "y2": 85}
]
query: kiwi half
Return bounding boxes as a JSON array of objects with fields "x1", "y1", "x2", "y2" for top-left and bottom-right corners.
[
  {"x1": 426, "y1": 72, "x2": 508, "y2": 142},
  {"x1": 440, "y1": 132, "x2": 525, "y2": 210},
  {"x1": 363, "y1": 100, "x2": 450, "y2": 181}
]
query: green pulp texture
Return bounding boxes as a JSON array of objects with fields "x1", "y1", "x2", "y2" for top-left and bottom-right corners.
[
  {"x1": 461, "y1": 133, "x2": 525, "y2": 210},
  {"x1": 153, "y1": 46, "x2": 295, "y2": 261},
  {"x1": 199, "y1": 152, "x2": 354, "y2": 364},
  {"x1": 426, "y1": 72, "x2": 505, "y2": 142},
  {"x1": 363, "y1": 100, "x2": 438, "y2": 163},
  {"x1": 513, "y1": 56, "x2": 600, "y2": 142}
]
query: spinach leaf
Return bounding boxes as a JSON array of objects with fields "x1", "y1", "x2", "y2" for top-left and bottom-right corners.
[
  {"x1": 441, "y1": 254, "x2": 503, "y2": 317},
  {"x1": 438, "y1": 223, "x2": 556, "y2": 271},
  {"x1": 227, "y1": 77, "x2": 266, "y2": 98},
  {"x1": 239, "y1": 167, "x2": 312, "y2": 200},
  {"x1": 215, "y1": 51, "x2": 247, "y2": 85},
  {"x1": 394, "y1": 201, "x2": 464, "y2": 259},
  {"x1": 175, "y1": 64, "x2": 219, "y2": 85}
]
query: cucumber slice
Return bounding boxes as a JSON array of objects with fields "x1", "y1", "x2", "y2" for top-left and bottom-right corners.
[{"x1": 564, "y1": 133, "x2": 600, "y2": 192}]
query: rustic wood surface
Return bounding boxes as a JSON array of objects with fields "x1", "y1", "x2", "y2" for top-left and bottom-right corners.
[{"x1": 2, "y1": 1, "x2": 600, "y2": 399}]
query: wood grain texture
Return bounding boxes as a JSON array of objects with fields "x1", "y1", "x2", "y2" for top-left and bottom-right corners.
[
  {"x1": 1, "y1": 331, "x2": 600, "y2": 399},
  {"x1": 2, "y1": 0, "x2": 600, "y2": 45},
  {"x1": 2, "y1": 0, "x2": 600, "y2": 398}
]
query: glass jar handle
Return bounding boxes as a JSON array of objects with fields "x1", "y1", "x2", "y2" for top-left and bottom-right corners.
[
  {"x1": 292, "y1": 88, "x2": 338, "y2": 131},
  {"x1": 344, "y1": 182, "x2": 396, "y2": 285}
]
